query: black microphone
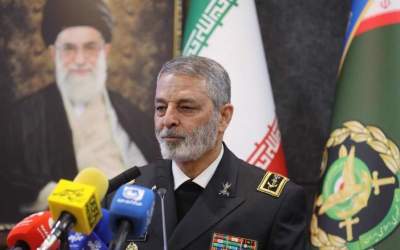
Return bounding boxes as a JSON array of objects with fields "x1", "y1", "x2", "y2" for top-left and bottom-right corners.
[
  {"x1": 8, "y1": 241, "x2": 29, "y2": 250},
  {"x1": 108, "y1": 166, "x2": 141, "y2": 194},
  {"x1": 157, "y1": 188, "x2": 168, "y2": 250}
]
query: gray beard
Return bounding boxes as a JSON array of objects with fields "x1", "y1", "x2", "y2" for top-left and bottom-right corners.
[
  {"x1": 156, "y1": 110, "x2": 220, "y2": 162},
  {"x1": 55, "y1": 51, "x2": 107, "y2": 105}
]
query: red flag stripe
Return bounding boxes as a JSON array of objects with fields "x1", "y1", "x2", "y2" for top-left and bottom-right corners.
[
  {"x1": 356, "y1": 11, "x2": 400, "y2": 36},
  {"x1": 266, "y1": 143, "x2": 287, "y2": 176}
]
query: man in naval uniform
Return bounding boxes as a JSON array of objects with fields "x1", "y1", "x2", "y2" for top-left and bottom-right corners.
[{"x1": 116, "y1": 56, "x2": 306, "y2": 250}]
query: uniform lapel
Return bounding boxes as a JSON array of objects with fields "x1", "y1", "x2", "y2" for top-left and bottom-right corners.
[{"x1": 168, "y1": 147, "x2": 245, "y2": 249}]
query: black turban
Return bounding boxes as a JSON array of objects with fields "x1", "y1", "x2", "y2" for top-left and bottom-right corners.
[{"x1": 41, "y1": 0, "x2": 113, "y2": 46}]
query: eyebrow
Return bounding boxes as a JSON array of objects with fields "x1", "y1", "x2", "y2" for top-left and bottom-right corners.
[
  {"x1": 155, "y1": 97, "x2": 198, "y2": 104},
  {"x1": 60, "y1": 40, "x2": 100, "y2": 46}
]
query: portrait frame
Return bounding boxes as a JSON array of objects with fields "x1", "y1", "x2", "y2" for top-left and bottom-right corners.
[{"x1": 0, "y1": 0, "x2": 182, "y2": 245}]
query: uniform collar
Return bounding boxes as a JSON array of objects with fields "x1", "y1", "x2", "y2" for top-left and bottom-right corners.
[{"x1": 172, "y1": 146, "x2": 224, "y2": 190}]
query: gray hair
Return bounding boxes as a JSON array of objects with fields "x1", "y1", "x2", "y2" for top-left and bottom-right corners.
[{"x1": 157, "y1": 55, "x2": 231, "y2": 109}]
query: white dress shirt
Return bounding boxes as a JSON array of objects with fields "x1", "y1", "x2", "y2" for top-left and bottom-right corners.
[{"x1": 172, "y1": 146, "x2": 224, "y2": 190}]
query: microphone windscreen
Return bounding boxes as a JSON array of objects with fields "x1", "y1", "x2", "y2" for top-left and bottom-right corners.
[
  {"x1": 68, "y1": 231, "x2": 107, "y2": 250},
  {"x1": 74, "y1": 167, "x2": 109, "y2": 201},
  {"x1": 109, "y1": 184, "x2": 155, "y2": 237},
  {"x1": 93, "y1": 208, "x2": 113, "y2": 245},
  {"x1": 48, "y1": 168, "x2": 109, "y2": 234},
  {"x1": 7, "y1": 211, "x2": 60, "y2": 250}
]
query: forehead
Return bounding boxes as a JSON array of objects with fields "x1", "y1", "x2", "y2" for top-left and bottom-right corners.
[
  {"x1": 55, "y1": 26, "x2": 104, "y2": 45},
  {"x1": 155, "y1": 73, "x2": 210, "y2": 102}
]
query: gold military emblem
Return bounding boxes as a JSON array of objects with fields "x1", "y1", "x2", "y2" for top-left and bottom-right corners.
[
  {"x1": 311, "y1": 121, "x2": 400, "y2": 249},
  {"x1": 257, "y1": 171, "x2": 288, "y2": 197},
  {"x1": 126, "y1": 242, "x2": 138, "y2": 250}
]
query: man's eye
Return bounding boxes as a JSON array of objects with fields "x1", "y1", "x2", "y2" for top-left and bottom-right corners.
[
  {"x1": 155, "y1": 106, "x2": 166, "y2": 112},
  {"x1": 180, "y1": 106, "x2": 195, "y2": 111},
  {"x1": 63, "y1": 45, "x2": 76, "y2": 52}
]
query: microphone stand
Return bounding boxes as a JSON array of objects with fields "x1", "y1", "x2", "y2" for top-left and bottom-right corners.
[
  {"x1": 157, "y1": 188, "x2": 168, "y2": 250},
  {"x1": 109, "y1": 220, "x2": 131, "y2": 250},
  {"x1": 59, "y1": 231, "x2": 69, "y2": 250}
]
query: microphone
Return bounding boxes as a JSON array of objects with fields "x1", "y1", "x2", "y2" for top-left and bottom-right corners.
[
  {"x1": 68, "y1": 231, "x2": 107, "y2": 250},
  {"x1": 39, "y1": 167, "x2": 109, "y2": 250},
  {"x1": 157, "y1": 188, "x2": 168, "y2": 250},
  {"x1": 108, "y1": 166, "x2": 141, "y2": 194},
  {"x1": 67, "y1": 209, "x2": 111, "y2": 250},
  {"x1": 156, "y1": 171, "x2": 169, "y2": 250},
  {"x1": 6, "y1": 211, "x2": 60, "y2": 250},
  {"x1": 109, "y1": 184, "x2": 155, "y2": 250},
  {"x1": 93, "y1": 208, "x2": 113, "y2": 245}
]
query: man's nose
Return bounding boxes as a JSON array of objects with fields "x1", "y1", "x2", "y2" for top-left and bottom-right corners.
[
  {"x1": 163, "y1": 107, "x2": 179, "y2": 128},
  {"x1": 74, "y1": 49, "x2": 87, "y2": 65}
]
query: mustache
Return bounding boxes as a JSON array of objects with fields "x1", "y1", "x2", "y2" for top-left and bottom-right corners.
[
  {"x1": 157, "y1": 128, "x2": 185, "y2": 138},
  {"x1": 67, "y1": 67, "x2": 93, "y2": 73}
]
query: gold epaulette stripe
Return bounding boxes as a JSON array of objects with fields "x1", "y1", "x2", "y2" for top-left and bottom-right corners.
[{"x1": 257, "y1": 171, "x2": 289, "y2": 197}]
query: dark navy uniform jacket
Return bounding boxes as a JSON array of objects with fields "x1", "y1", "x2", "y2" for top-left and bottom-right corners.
[{"x1": 125, "y1": 145, "x2": 306, "y2": 250}]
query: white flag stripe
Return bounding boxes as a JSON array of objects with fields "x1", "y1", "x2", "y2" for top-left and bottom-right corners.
[
  {"x1": 195, "y1": 1, "x2": 276, "y2": 161},
  {"x1": 183, "y1": 0, "x2": 285, "y2": 173}
]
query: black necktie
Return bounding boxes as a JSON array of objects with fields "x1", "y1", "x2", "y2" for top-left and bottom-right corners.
[{"x1": 175, "y1": 180, "x2": 203, "y2": 221}]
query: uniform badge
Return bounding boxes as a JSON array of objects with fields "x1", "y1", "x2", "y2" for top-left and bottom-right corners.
[
  {"x1": 218, "y1": 182, "x2": 231, "y2": 197},
  {"x1": 125, "y1": 242, "x2": 138, "y2": 250},
  {"x1": 311, "y1": 121, "x2": 400, "y2": 249},
  {"x1": 257, "y1": 171, "x2": 288, "y2": 197},
  {"x1": 210, "y1": 232, "x2": 257, "y2": 250}
]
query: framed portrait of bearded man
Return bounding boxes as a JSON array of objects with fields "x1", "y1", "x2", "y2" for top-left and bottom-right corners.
[{"x1": 0, "y1": 0, "x2": 181, "y2": 233}]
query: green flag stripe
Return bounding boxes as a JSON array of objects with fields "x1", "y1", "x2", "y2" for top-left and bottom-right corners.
[
  {"x1": 333, "y1": 24, "x2": 400, "y2": 144},
  {"x1": 182, "y1": 1, "x2": 210, "y2": 47},
  {"x1": 182, "y1": 0, "x2": 238, "y2": 55},
  {"x1": 313, "y1": 21, "x2": 400, "y2": 250}
]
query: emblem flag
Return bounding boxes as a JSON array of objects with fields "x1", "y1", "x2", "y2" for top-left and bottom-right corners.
[{"x1": 311, "y1": 1, "x2": 400, "y2": 249}]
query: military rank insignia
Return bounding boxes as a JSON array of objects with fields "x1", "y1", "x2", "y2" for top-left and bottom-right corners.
[
  {"x1": 311, "y1": 121, "x2": 400, "y2": 249},
  {"x1": 210, "y1": 232, "x2": 257, "y2": 250},
  {"x1": 257, "y1": 171, "x2": 288, "y2": 197}
]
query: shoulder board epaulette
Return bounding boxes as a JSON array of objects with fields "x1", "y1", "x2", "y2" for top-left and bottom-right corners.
[{"x1": 257, "y1": 171, "x2": 289, "y2": 197}]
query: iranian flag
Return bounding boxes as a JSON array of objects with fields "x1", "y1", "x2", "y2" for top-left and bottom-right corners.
[
  {"x1": 311, "y1": 1, "x2": 400, "y2": 249},
  {"x1": 182, "y1": 0, "x2": 287, "y2": 176}
]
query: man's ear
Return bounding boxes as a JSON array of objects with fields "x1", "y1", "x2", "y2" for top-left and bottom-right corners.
[{"x1": 218, "y1": 104, "x2": 234, "y2": 133}]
